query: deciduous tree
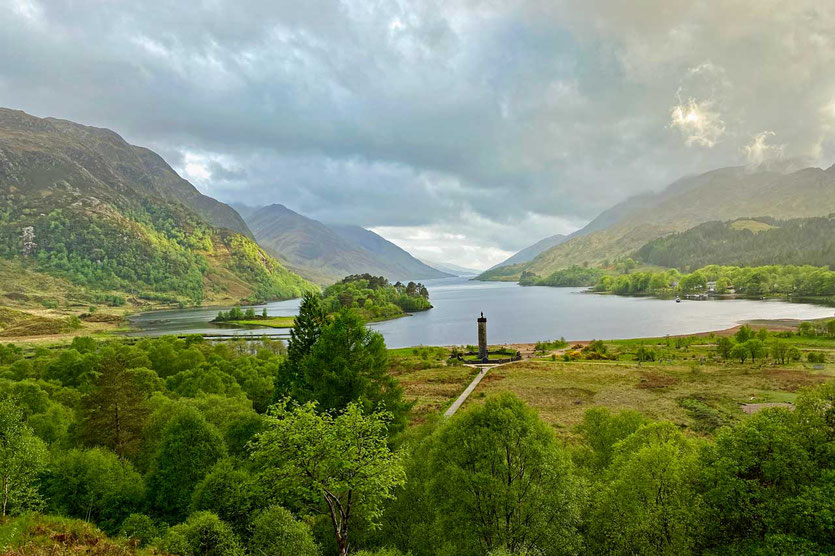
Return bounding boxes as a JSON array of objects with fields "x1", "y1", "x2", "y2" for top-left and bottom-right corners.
[
  {"x1": 252, "y1": 401, "x2": 404, "y2": 556},
  {"x1": 429, "y1": 393, "x2": 583, "y2": 555},
  {"x1": 0, "y1": 398, "x2": 47, "y2": 516}
]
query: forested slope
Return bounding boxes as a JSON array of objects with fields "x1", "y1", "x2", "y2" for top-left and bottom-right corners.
[
  {"x1": 636, "y1": 216, "x2": 835, "y2": 270},
  {"x1": 0, "y1": 108, "x2": 314, "y2": 306}
]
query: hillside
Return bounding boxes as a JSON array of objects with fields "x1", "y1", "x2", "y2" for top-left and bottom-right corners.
[
  {"x1": 484, "y1": 165, "x2": 835, "y2": 280},
  {"x1": 243, "y1": 204, "x2": 450, "y2": 283},
  {"x1": 326, "y1": 223, "x2": 451, "y2": 279},
  {"x1": 0, "y1": 108, "x2": 314, "y2": 307},
  {"x1": 489, "y1": 234, "x2": 567, "y2": 270},
  {"x1": 635, "y1": 215, "x2": 835, "y2": 270}
]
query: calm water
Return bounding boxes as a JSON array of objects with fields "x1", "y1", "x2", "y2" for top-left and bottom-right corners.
[{"x1": 128, "y1": 277, "x2": 835, "y2": 348}]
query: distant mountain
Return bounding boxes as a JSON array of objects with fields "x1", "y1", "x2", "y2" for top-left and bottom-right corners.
[
  {"x1": 326, "y1": 224, "x2": 451, "y2": 279},
  {"x1": 478, "y1": 165, "x2": 835, "y2": 280},
  {"x1": 421, "y1": 260, "x2": 483, "y2": 277},
  {"x1": 0, "y1": 108, "x2": 314, "y2": 305},
  {"x1": 242, "y1": 204, "x2": 450, "y2": 283},
  {"x1": 489, "y1": 234, "x2": 567, "y2": 270}
]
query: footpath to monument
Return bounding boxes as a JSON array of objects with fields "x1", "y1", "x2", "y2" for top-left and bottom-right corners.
[{"x1": 443, "y1": 364, "x2": 496, "y2": 417}]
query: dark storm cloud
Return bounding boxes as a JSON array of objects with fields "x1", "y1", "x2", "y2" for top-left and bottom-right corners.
[{"x1": 2, "y1": 0, "x2": 835, "y2": 266}]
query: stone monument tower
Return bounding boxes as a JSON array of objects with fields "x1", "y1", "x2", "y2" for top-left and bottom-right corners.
[{"x1": 477, "y1": 312, "x2": 487, "y2": 360}]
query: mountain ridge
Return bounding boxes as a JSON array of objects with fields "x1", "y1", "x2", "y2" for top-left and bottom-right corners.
[
  {"x1": 0, "y1": 108, "x2": 313, "y2": 306},
  {"x1": 241, "y1": 204, "x2": 450, "y2": 283},
  {"x1": 478, "y1": 164, "x2": 835, "y2": 280},
  {"x1": 489, "y1": 234, "x2": 567, "y2": 270}
]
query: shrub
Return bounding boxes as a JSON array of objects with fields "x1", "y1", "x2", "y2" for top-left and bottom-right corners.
[
  {"x1": 158, "y1": 511, "x2": 243, "y2": 556},
  {"x1": 248, "y1": 506, "x2": 317, "y2": 556},
  {"x1": 120, "y1": 513, "x2": 159, "y2": 547},
  {"x1": 807, "y1": 352, "x2": 826, "y2": 364}
]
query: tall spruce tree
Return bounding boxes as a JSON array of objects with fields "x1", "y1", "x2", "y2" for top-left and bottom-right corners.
[{"x1": 273, "y1": 291, "x2": 328, "y2": 401}]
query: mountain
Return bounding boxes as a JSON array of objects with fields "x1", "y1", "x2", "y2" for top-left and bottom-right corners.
[
  {"x1": 489, "y1": 234, "x2": 567, "y2": 270},
  {"x1": 479, "y1": 165, "x2": 835, "y2": 280},
  {"x1": 0, "y1": 108, "x2": 314, "y2": 306},
  {"x1": 635, "y1": 215, "x2": 835, "y2": 270},
  {"x1": 421, "y1": 260, "x2": 483, "y2": 276},
  {"x1": 326, "y1": 224, "x2": 451, "y2": 279},
  {"x1": 242, "y1": 204, "x2": 450, "y2": 283}
]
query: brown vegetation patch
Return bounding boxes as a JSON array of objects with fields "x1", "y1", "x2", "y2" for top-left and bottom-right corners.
[
  {"x1": 763, "y1": 368, "x2": 828, "y2": 392},
  {"x1": 479, "y1": 373, "x2": 506, "y2": 385},
  {"x1": 80, "y1": 312, "x2": 123, "y2": 323},
  {"x1": 5, "y1": 517, "x2": 144, "y2": 555},
  {"x1": 636, "y1": 371, "x2": 679, "y2": 390}
]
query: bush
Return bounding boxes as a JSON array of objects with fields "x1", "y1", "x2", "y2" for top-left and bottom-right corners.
[
  {"x1": 249, "y1": 506, "x2": 317, "y2": 556},
  {"x1": 807, "y1": 351, "x2": 826, "y2": 364},
  {"x1": 120, "y1": 513, "x2": 159, "y2": 547},
  {"x1": 43, "y1": 447, "x2": 145, "y2": 534},
  {"x1": 158, "y1": 511, "x2": 243, "y2": 556}
]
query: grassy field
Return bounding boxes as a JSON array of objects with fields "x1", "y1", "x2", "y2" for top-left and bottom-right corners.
[
  {"x1": 388, "y1": 346, "x2": 480, "y2": 423},
  {"x1": 224, "y1": 316, "x2": 296, "y2": 328},
  {"x1": 388, "y1": 333, "x2": 835, "y2": 438},
  {"x1": 459, "y1": 336, "x2": 835, "y2": 438}
]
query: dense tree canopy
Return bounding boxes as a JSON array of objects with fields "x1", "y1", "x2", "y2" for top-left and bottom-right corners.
[
  {"x1": 593, "y1": 264, "x2": 835, "y2": 297},
  {"x1": 636, "y1": 216, "x2": 835, "y2": 270},
  {"x1": 322, "y1": 274, "x2": 431, "y2": 321},
  {"x1": 1, "y1": 322, "x2": 835, "y2": 554}
]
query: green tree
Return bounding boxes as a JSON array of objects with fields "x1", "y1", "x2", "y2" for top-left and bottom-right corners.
[
  {"x1": 744, "y1": 339, "x2": 765, "y2": 362},
  {"x1": 716, "y1": 337, "x2": 734, "y2": 359},
  {"x1": 274, "y1": 292, "x2": 328, "y2": 399},
  {"x1": 147, "y1": 407, "x2": 227, "y2": 522},
  {"x1": 429, "y1": 393, "x2": 583, "y2": 555},
  {"x1": 730, "y1": 343, "x2": 748, "y2": 364},
  {"x1": 43, "y1": 447, "x2": 145, "y2": 533},
  {"x1": 770, "y1": 340, "x2": 791, "y2": 364},
  {"x1": 190, "y1": 459, "x2": 259, "y2": 536},
  {"x1": 575, "y1": 407, "x2": 646, "y2": 471},
  {"x1": 159, "y1": 511, "x2": 243, "y2": 556},
  {"x1": 252, "y1": 401, "x2": 405, "y2": 556},
  {"x1": 679, "y1": 272, "x2": 707, "y2": 293},
  {"x1": 120, "y1": 513, "x2": 159, "y2": 547},
  {"x1": 299, "y1": 309, "x2": 409, "y2": 432},
  {"x1": 699, "y1": 408, "x2": 816, "y2": 547},
  {"x1": 734, "y1": 324, "x2": 754, "y2": 343},
  {"x1": 587, "y1": 422, "x2": 703, "y2": 554},
  {"x1": 80, "y1": 346, "x2": 153, "y2": 458},
  {"x1": 0, "y1": 398, "x2": 47, "y2": 516},
  {"x1": 249, "y1": 505, "x2": 318, "y2": 556}
]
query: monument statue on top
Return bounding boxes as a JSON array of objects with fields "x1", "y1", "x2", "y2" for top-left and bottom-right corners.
[{"x1": 477, "y1": 312, "x2": 487, "y2": 360}]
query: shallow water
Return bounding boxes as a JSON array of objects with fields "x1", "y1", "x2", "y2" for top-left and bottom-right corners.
[{"x1": 128, "y1": 277, "x2": 835, "y2": 348}]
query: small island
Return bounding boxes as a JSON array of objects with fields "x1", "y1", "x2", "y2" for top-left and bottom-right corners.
[
  {"x1": 322, "y1": 274, "x2": 431, "y2": 322},
  {"x1": 212, "y1": 307, "x2": 296, "y2": 328},
  {"x1": 212, "y1": 274, "x2": 432, "y2": 328}
]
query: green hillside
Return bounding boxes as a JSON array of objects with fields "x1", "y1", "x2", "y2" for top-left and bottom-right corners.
[
  {"x1": 635, "y1": 215, "x2": 835, "y2": 271},
  {"x1": 0, "y1": 108, "x2": 314, "y2": 308},
  {"x1": 484, "y1": 165, "x2": 835, "y2": 281}
]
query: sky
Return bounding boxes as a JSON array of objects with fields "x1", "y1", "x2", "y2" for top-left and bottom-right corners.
[{"x1": 2, "y1": 1, "x2": 835, "y2": 269}]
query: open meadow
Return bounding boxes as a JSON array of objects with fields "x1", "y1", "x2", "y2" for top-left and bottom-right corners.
[{"x1": 393, "y1": 328, "x2": 835, "y2": 437}]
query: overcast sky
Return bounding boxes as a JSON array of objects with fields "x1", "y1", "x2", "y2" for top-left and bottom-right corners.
[{"x1": 3, "y1": 1, "x2": 835, "y2": 268}]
